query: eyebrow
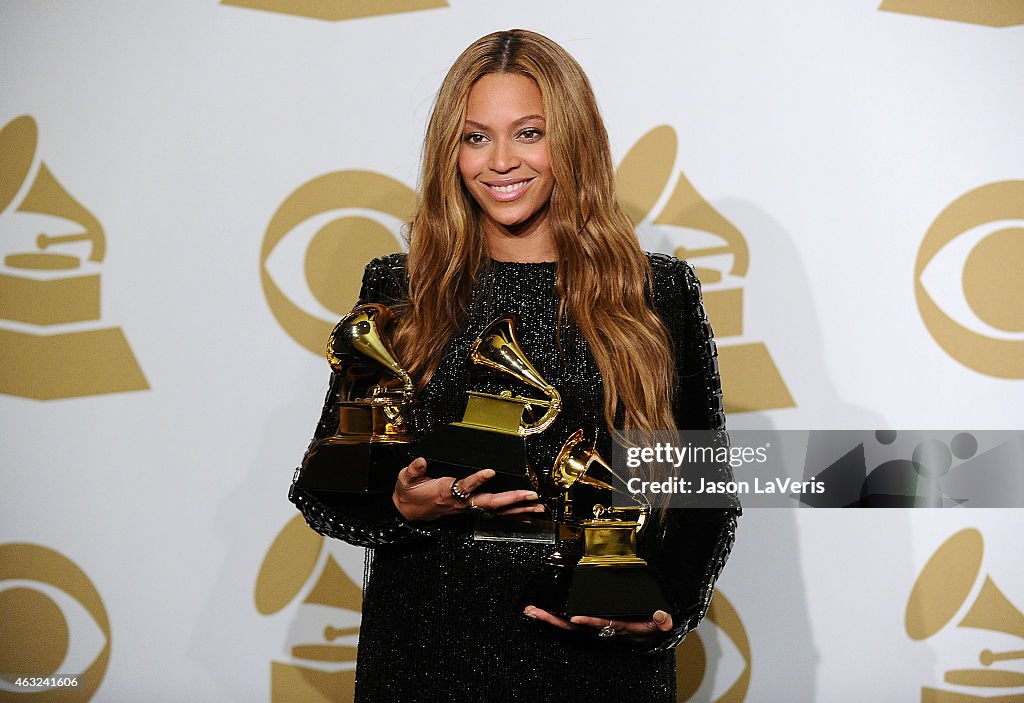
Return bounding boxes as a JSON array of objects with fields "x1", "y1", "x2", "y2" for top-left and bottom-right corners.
[{"x1": 464, "y1": 114, "x2": 546, "y2": 130}]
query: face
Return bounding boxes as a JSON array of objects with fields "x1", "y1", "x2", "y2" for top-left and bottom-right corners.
[{"x1": 458, "y1": 72, "x2": 554, "y2": 246}]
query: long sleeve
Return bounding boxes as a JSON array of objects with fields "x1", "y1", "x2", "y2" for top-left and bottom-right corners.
[
  {"x1": 639, "y1": 253, "x2": 741, "y2": 652},
  {"x1": 288, "y1": 254, "x2": 437, "y2": 547}
]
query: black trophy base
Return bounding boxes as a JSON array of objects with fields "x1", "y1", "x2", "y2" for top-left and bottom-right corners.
[
  {"x1": 525, "y1": 561, "x2": 674, "y2": 619},
  {"x1": 417, "y1": 424, "x2": 536, "y2": 493},
  {"x1": 296, "y1": 440, "x2": 412, "y2": 496}
]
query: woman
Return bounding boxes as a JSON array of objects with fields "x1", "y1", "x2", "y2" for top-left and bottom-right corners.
[{"x1": 291, "y1": 29, "x2": 739, "y2": 702}]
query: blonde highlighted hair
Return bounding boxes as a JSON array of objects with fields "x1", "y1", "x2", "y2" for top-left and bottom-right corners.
[{"x1": 393, "y1": 29, "x2": 677, "y2": 440}]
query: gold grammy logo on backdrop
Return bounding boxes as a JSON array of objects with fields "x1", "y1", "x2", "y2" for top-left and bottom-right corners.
[
  {"x1": 879, "y1": 1, "x2": 1024, "y2": 27},
  {"x1": 0, "y1": 115, "x2": 148, "y2": 400},
  {"x1": 616, "y1": 126, "x2": 794, "y2": 414},
  {"x1": 260, "y1": 170, "x2": 412, "y2": 355},
  {"x1": 914, "y1": 181, "x2": 1024, "y2": 379},
  {"x1": 0, "y1": 543, "x2": 111, "y2": 702},
  {"x1": 221, "y1": 0, "x2": 447, "y2": 21},
  {"x1": 906, "y1": 528, "x2": 1024, "y2": 702},
  {"x1": 255, "y1": 515, "x2": 363, "y2": 702},
  {"x1": 676, "y1": 591, "x2": 751, "y2": 703}
]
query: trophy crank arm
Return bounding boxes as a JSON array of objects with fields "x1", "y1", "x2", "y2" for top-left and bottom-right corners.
[{"x1": 519, "y1": 388, "x2": 562, "y2": 435}]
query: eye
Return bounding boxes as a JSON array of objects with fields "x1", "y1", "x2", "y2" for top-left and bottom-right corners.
[
  {"x1": 462, "y1": 132, "x2": 488, "y2": 146},
  {"x1": 675, "y1": 591, "x2": 751, "y2": 702},
  {"x1": 0, "y1": 579, "x2": 108, "y2": 689},
  {"x1": 259, "y1": 171, "x2": 413, "y2": 357},
  {"x1": 913, "y1": 180, "x2": 1024, "y2": 378},
  {"x1": 918, "y1": 220, "x2": 1024, "y2": 340},
  {"x1": 518, "y1": 127, "x2": 544, "y2": 142}
]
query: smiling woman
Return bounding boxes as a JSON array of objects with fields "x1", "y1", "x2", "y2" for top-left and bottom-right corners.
[{"x1": 289, "y1": 28, "x2": 739, "y2": 703}]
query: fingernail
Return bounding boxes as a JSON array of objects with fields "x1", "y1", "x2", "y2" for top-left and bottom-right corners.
[
  {"x1": 523, "y1": 607, "x2": 536, "y2": 619},
  {"x1": 569, "y1": 616, "x2": 584, "y2": 624},
  {"x1": 654, "y1": 610, "x2": 668, "y2": 623},
  {"x1": 526, "y1": 492, "x2": 539, "y2": 500}
]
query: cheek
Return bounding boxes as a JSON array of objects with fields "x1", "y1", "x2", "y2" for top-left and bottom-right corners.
[{"x1": 458, "y1": 148, "x2": 480, "y2": 185}]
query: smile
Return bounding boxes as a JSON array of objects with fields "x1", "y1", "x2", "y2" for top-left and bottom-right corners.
[{"x1": 483, "y1": 178, "x2": 534, "y2": 202}]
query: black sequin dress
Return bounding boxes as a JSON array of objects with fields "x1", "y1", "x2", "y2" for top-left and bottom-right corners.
[{"x1": 290, "y1": 253, "x2": 739, "y2": 703}]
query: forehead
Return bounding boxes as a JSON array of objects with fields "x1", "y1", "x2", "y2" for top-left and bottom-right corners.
[{"x1": 464, "y1": 73, "x2": 545, "y2": 121}]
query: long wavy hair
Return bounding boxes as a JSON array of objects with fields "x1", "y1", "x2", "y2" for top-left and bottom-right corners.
[{"x1": 393, "y1": 29, "x2": 677, "y2": 442}]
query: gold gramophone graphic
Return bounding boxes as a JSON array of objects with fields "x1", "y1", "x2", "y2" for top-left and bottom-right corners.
[
  {"x1": 419, "y1": 314, "x2": 561, "y2": 493},
  {"x1": 616, "y1": 126, "x2": 793, "y2": 414},
  {"x1": 256, "y1": 515, "x2": 362, "y2": 703},
  {"x1": 295, "y1": 303, "x2": 416, "y2": 495},
  {"x1": 222, "y1": 0, "x2": 448, "y2": 23},
  {"x1": 906, "y1": 528, "x2": 1024, "y2": 702},
  {"x1": 0, "y1": 114, "x2": 147, "y2": 400},
  {"x1": 878, "y1": 0, "x2": 1024, "y2": 28}
]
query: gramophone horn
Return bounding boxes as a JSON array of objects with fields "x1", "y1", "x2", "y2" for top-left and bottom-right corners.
[
  {"x1": 471, "y1": 315, "x2": 561, "y2": 433},
  {"x1": 552, "y1": 429, "x2": 650, "y2": 530},
  {"x1": 326, "y1": 304, "x2": 413, "y2": 397}
]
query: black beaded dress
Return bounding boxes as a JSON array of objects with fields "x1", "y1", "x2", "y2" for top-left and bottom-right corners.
[{"x1": 290, "y1": 253, "x2": 739, "y2": 703}]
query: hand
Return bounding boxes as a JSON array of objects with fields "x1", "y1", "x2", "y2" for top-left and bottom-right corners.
[
  {"x1": 522, "y1": 605, "x2": 674, "y2": 645},
  {"x1": 392, "y1": 457, "x2": 546, "y2": 522}
]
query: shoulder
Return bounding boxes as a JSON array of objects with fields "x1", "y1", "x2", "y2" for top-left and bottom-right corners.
[
  {"x1": 645, "y1": 251, "x2": 702, "y2": 309},
  {"x1": 359, "y1": 252, "x2": 408, "y2": 305}
]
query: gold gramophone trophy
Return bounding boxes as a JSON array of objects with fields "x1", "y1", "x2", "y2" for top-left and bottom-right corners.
[
  {"x1": 295, "y1": 304, "x2": 416, "y2": 495},
  {"x1": 418, "y1": 315, "x2": 561, "y2": 493},
  {"x1": 535, "y1": 429, "x2": 673, "y2": 617}
]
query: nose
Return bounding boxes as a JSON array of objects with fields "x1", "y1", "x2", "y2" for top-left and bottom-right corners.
[{"x1": 489, "y1": 138, "x2": 519, "y2": 173}]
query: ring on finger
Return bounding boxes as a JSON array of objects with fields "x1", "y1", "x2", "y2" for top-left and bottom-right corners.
[
  {"x1": 468, "y1": 497, "x2": 485, "y2": 512},
  {"x1": 598, "y1": 620, "x2": 616, "y2": 638},
  {"x1": 450, "y1": 479, "x2": 471, "y2": 502}
]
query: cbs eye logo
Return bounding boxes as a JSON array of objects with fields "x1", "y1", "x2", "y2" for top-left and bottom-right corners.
[
  {"x1": 675, "y1": 591, "x2": 751, "y2": 703},
  {"x1": 914, "y1": 180, "x2": 1024, "y2": 379},
  {"x1": 0, "y1": 543, "x2": 110, "y2": 702},
  {"x1": 259, "y1": 171, "x2": 414, "y2": 356}
]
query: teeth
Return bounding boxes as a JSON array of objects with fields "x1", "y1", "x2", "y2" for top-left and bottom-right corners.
[{"x1": 488, "y1": 181, "x2": 529, "y2": 193}]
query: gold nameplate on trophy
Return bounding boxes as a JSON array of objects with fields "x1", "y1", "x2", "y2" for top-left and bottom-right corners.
[{"x1": 296, "y1": 303, "x2": 416, "y2": 495}]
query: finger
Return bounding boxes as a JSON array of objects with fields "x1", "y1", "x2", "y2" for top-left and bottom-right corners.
[
  {"x1": 524, "y1": 606, "x2": 574, "y2": 631},
  {"x1": 568, "y1": 615, "x2": 611, "y2": 631},
  {"x1": 457, "y1": 468, "x2": 496, "y2": 493},
  {"x1": 648, "y1": 610, "x2": 673, "y2": 633},
  {"x1": 570, "y1": 611, "x2": 674, "y2": 637},
  {"x1": 492, "y1": 503, "x2": 547, "y2": 516},
  {"x1": 402, "y1": 457, "x2": 428, "y2": 480},
  {"x1": 472, "y1": 489, "x2": 541, "y2": 511}
]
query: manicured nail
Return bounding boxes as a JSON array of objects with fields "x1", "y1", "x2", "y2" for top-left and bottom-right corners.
[
  {"x1": 526, "y1": 492, "x2": 539, "y2": 500},
  {"x1": 523, "y1": 607, "x2": 536, "y2": 618},
  {"x1": 654, "y1": 610, "x2": 668, "y2": 623}
]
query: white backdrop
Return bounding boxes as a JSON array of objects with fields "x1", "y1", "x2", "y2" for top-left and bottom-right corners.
[{"x1": 2, "y1": 2, "x2": 1023, "y2": 701}]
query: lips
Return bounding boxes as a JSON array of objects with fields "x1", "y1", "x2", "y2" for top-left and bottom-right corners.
[{"x1": 483, "y1": 178, "x2": 534, "y2": 202}]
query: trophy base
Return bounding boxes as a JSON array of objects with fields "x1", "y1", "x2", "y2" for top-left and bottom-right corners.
[
  {"x1": 525, "y1": 561, "x2": 674, "y2": 619},
  {"x1": 296, "y1": 439, "x2": 412, "y2": 496},
  {"x1": 417, "y1": 424, "x2": 536, "y2": 493}
]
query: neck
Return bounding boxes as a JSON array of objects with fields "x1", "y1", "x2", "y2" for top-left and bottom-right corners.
[{"x1": 485, "y1": 224, "x2": 557, "y2": 263}]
